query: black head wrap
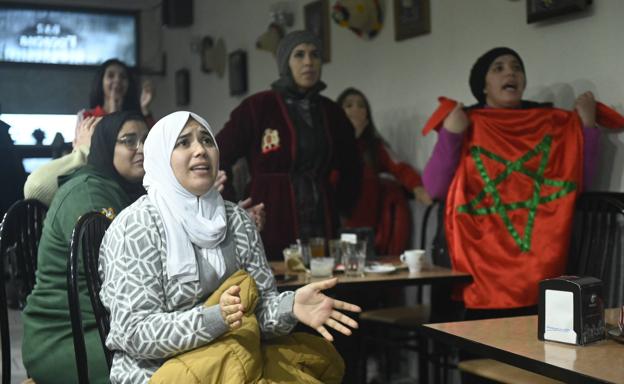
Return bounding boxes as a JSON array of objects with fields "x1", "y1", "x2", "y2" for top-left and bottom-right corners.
[
  {"x1": 87, "y1": 111, "x2": 146, "y2": 201},
  {"x1": 469, "y1": 47, "x2": 525, "y2": 106},
  {"x1": 271, "y1": 30, "x2": 326, "y2": 96}
]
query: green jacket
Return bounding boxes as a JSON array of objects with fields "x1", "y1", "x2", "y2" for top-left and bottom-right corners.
[{"x1": 22, "y1": 167, "x2": 134, "y2": 384}]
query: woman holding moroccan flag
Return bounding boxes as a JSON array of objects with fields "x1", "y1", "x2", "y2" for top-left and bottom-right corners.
[{"x1": 421, "y1": 47, "x2": 623, "y2": 323}]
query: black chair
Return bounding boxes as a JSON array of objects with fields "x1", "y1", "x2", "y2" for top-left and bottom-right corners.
[
  {"x1": 566, "y1": 191, "x2": 624, "y2": 306},
  {"x1": 0, "y1": 199, "x2": 47, "y2": 384},
  {"x1": 459, "y1": 192, "x2": 624, "y2": 383},
  {"x1": 67, "y1": 211, "x2": 112, "y2": 384},
  {"x1": 358, "y1": 201, "x2": 442, "y2": 383}
]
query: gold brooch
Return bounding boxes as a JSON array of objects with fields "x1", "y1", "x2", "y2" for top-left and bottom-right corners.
[
  {"x1": 261, "y1": 128, "x2": 280, "y2": 154},
  {"x1": 100, "y1": 207, "x2": 116, "y2": 220}
]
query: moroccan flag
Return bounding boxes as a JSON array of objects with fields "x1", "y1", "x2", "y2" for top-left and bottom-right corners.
[
  {"x1": 423, "y1": 98, "x2": 624, "y2": 309},
  {"x1": 447, "y1": 107, "x2": 584, "y2": 309}
]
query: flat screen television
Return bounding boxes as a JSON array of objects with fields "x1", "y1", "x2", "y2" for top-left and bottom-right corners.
[{"x1": 0, "y1": 3, "x2": 138, "y2": 67}]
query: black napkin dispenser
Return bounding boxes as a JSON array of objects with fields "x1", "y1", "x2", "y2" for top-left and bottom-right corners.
[{"x1": 538, "y1": 276, "x2": 604, "y2": 345}]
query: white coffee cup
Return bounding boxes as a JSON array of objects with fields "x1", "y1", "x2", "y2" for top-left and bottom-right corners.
[{"x1": 400, "y1": 249, "x2": 425, "y2": 273}]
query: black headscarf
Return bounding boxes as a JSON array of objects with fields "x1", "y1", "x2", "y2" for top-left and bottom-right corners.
[
  {"x1": 467, "y1": 47, "x2": 550, "y2": 109},
  {"x1": 469, "y1": 47, "x2": 525, "y2": 106},
  {"x1": 87, "y1": 111, "x2": 146, "y2": 201}
]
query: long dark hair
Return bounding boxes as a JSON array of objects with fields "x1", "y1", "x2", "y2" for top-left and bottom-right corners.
[
  {"x1": 89, "y1": 59, "x2": 141, "y2": 112},
  {"x1": 337, "y1": 87, "x2": 384, "y2": 171}
]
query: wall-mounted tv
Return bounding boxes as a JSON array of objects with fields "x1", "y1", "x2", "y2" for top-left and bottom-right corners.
[{"x1": 0, "y1": 3, "x2": 138, "y2": 67}]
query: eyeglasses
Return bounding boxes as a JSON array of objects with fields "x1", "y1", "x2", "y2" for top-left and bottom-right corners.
[{"x1": 116, "y1": 134, "x2": 146, "y2": 150}]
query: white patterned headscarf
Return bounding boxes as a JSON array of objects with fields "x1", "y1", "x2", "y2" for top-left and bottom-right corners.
[{"x1": 143, "y1": 111, "x2": 227, "y2": 282}]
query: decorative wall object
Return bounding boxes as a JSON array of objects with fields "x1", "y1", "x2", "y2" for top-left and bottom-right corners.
[
  {"x1": 200, "y1": 37, "x2": 226, "y2": 77},
  {"x1": 304, "y1": 0, "x2": 331, "y2": 63},
  {"x1": 256, "y1": 23, "x2": 285, "y2": 56},
  {"x1": 394, "y1": 0, "x2": 430, "y2": 42},
  {"x1": 526, "y1": 0, "x2": 592, "y2": 23},
  {"x1": 175, "y1": 68, "x2": 190, "y2": 106},
  {"x1": 270, "y1": 2, "x2": 295, "y2": 27},
  {"x1": 332, "y1": 0, "x2": 383, "y2": 40},
  {"x1": 257, "y1": 3, "x2": 295, "y2": 56},
  {"x1": 228, "y1": 50, "x2": 248, "y2": 96}
]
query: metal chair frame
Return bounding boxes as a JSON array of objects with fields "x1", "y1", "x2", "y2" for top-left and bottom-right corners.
[
  {"x1": 566, "y1": 191, "x2": 624, "y2": 307},
  {"x1": 0, "y1": 199, "x2": 47, "y2": 384},
  {"x1": 67, "y1": 211, "x2": 112, "y2": 384}
]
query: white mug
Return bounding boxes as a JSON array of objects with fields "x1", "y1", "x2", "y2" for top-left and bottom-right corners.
[{"x1": 400, "y1": 249, "x2": 425, "y2": 273}]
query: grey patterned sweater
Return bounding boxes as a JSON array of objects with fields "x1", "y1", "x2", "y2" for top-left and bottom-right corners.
[{"x1": 99, "y1": 196, "x2": 297, "y2": 383}]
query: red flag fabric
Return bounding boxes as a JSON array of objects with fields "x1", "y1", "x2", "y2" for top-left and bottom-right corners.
[
  {"x1": 421, "y1": 97, "x2": 457, "y2": 136},
  {"x1": 446, "y1": 107, "x2": 584, "y2": 309},
  {"x1": 422, "y1": 97, "x2": 624, "y2": 136},
  {"x1": 596, "y1": 102, "x2": 624, "y2": 128},
  {"x1": 82, "y1": 105, "x2": 107, "y2": 118}
]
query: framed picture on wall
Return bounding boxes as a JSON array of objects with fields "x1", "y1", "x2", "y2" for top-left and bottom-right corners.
[
  {"x1": 394, "y1": 0, "x2": 431, "y2": 42},
  {"x1": 228, "y1": 50, "x2": 248, "y2": 96},
  {"x1": 526, "y1": 0, "x2": 592, "y2": 23},
  {"x1": 304, "y1": 0, "x2": 330, "y2": 63}
]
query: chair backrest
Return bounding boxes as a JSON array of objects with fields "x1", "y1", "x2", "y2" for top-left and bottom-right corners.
[
  {"x1": 67, "y1": 211, "x2": 112, "y2": 383},
  {"x1": 566, "y1": 192, "x2": 624, "y2": 308},
  {"x1": 420, "y1": 200, "x2": 439, "y2": 251},
  {"x1": 0, "y1": 199, "x2": 47, "y2": 384}
]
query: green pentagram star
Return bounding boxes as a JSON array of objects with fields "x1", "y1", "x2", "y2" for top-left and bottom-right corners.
[{"x1": 457, "y1": 135, "x2": 576, "y2": 253}]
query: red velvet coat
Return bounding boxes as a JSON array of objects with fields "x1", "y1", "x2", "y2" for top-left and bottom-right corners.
[{"x1": 217, "y1": 90, "x2": 362, "y2": 260}]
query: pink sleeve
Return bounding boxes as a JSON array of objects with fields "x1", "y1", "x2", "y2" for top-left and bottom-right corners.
[{"x1": 422, "y1": 127, "x2": 465, "y2": 199}]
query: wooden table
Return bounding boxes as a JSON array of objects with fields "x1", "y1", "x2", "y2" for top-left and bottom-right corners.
[
  {"x1": 271, "y1": 260, "x2": 472, "y2": 290},
  {"x1": 421, "y1": 308, "x2": 624, "y2": 383}
]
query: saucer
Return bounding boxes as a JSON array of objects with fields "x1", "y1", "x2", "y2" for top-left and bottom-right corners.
[{"x1": 364, "y1": 265, "x2": 396, "y2": 274}]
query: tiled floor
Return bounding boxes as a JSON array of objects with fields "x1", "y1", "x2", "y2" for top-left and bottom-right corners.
[{"x1": 1, "y1": 308, "x2": 27, "y2": 384}]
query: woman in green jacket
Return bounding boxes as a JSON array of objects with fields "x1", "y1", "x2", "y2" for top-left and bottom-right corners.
[{"x1": 22, "y1": 111, "x2": 148, "y2": 384}]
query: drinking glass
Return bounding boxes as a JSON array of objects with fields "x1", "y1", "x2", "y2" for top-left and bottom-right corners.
[
  {"x1": 296, "y1": 239, "x2": 311, "y2": 267},
  {"x1": 310, "y1": 237, "x2": 326, "y2": 258},
  {"x1": 328, "y1": 239, "x2": 342, "y2": 266},
  {"x1": 342, "y1": 240, "x2": 366, "y2": 277}
]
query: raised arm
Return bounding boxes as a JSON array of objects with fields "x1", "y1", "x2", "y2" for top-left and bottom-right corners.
[
  {"x1": 574, "y1": 91, "x2": 601, "y2": 189},
  {"x1": 422, "y1": 103, "x2": 468, "y2": 199}
]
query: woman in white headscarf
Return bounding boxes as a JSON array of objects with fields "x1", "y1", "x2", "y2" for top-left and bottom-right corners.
[{"x1": 99, "y1": 111, "x2": 361, "y2": 383}]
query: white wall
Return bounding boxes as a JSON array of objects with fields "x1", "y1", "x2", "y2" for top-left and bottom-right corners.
[{"x1": 150, "y1": 0, "x2": 624, "y2": 197}]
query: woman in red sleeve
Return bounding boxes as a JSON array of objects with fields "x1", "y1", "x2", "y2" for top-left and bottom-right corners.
[{"x1": 337, "y1": 88, "x2": 431, "y2": 255}]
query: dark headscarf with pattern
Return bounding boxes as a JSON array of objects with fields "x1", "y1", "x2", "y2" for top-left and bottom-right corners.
[
  {"x1": 271, "y1": 30, "x2": 326, "y2": 97},
  {"x1": 87, "y1": 111, "x2": 146, "y2": 201}
]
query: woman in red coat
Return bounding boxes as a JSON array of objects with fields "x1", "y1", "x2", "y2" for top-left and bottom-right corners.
[
  {"x1": 217, "y1": 31, "x2": 362, "y2": 260},
  {"x1": 337, "y1": 88, "x2": 431, "y2": 255}
]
